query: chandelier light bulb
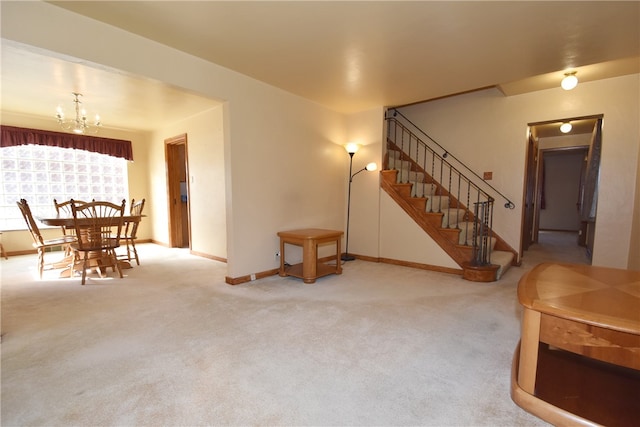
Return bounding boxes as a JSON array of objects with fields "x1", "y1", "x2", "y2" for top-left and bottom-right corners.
[{"x1": 561, "y1": 72, "x2": 578, "y2": 90}]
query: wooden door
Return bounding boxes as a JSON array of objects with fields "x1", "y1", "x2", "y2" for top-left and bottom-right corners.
[
  {"x1": 165, "y1": 134, "x2": 190, "y2": 248},
  {"x1": 579, "y1": 119, "x2": 602, "y2": 257},
  {"x1": 521, "y1": 130, "x2": 538, "y2": 251}
]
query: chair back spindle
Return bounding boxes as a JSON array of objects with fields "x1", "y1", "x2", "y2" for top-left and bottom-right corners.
[
  {"x1": 54, "y1": 199, "x2": 87, "y2": 235},
  {"x1": 17, "y1": 199, "x2": 45, "y2": 246},
  {"x1": 127, "y1": 198, "x2": 145, "y2": 238},
  {"x1": 119, "y1": 198, "x2": 146, "y2": 265},
  {"x1": 70, "y1": 199, "x2": 126, "y2": 285}
]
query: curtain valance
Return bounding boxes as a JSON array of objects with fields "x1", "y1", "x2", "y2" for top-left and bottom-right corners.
[{"x1": 0, "y1": 125, "x2": 133, "y2": 161}]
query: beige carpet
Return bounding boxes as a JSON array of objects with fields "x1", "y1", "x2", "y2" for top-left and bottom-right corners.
[{"x1": 1, "y1": 232, "x2": 589, "y2": 426}]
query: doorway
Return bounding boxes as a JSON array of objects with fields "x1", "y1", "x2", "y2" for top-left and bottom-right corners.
[
  {"x1": 165, "y1": 134, "x2": 191, "y2": 248},
  {"x1": 521, "y1": 115, "x2": 603, "y2": 263}
]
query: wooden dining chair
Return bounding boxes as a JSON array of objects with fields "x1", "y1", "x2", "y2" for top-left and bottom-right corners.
[
  {"x1": 54, "y1": 199, "x2": 87, "y2": 223},
  {"x1": 16, "y1": 199, "x2": 77, "y2": 279},
  {"x1": 70, "y1": 199, "x2": 126, "y2": 285},
  {"x1": 118, "y1": 198, "x2": 145, "y2": 266},
  {"x1": 0, "y1": 232, "x2": 8, "y2": 260},
  {"x1": 53, "y1": 198, "x2": 87, "y2": 255}
]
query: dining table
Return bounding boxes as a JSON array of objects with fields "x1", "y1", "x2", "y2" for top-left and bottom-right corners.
[{"x1": 37, "y1": 213, "x2": 144, "y2": 277}]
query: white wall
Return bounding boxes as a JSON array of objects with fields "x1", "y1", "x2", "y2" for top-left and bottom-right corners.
[
  {"x1": 220, "y1": 90, "x2": 346, "y2": 276},
  {"x1": 344, "y1": 108, "x2": 384, "y2": 259},
  {"x1": 398, "y1": 75, "x2": 640, "y2": 269},
  {"x1": 148, "y1": 106, "x2": 226, "y2": 259},
  {"x1": 630, "y1": 141, "x2": 640, "y2": 271}
]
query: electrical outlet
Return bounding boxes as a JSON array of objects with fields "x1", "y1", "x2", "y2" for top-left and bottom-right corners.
[{"x1": 250, "y1": 274, "x2": 256, "y2": 281}]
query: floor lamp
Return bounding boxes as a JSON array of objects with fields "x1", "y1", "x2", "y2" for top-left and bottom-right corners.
[{"x1": 342, "y1": 143, "x2": 377, "y2": 262}]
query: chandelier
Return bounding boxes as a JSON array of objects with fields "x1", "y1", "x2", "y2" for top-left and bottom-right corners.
[{"x1": 55, "y1": 92, "x2": 101, "y2": 134}]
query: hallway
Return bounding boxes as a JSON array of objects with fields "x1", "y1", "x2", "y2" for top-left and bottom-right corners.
[{"x1": 522, "y1": 230, "x2": 591, "y2": 267}]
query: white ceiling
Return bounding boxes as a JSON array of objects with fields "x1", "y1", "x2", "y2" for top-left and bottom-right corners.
[
  {"x1": 1, "y1": 42, "x2": 221, "y2": 132},
  {"x1": 2, "y1": 1, "x2": 639, "y2": 132}
]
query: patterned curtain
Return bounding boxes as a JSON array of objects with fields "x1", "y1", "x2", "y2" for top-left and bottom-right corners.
[{"x1": 0, "y1": 125, "x2": 133, "y2": 161}]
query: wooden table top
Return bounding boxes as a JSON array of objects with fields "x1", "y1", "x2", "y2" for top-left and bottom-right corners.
[
  {"x1": 518, "y1": 262, "x2": 640, "y2": 334},
  {"x1": 277, "y1": 228, "x2": 343, "y2": 239},
  {"x1": 37, "y1": 214, "x2": 143, "y2": 227}
]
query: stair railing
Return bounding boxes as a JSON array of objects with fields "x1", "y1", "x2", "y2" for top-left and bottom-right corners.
[
  {"x1": 471, "y1": 200, "x2": 494, "y2": 266},
  {"x1": 387, "y1": 109, "x2": 516, "y2": 210},
  {"x1": 385, "y1": 112, "x2": 511, "y2": 256}
]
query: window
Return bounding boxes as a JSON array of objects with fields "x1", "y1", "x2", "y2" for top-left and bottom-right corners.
[{"x1": 1, "y1": 144, "x2": 129, "y2": 230}]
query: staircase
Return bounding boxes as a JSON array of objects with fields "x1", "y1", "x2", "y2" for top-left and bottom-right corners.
[{"x1": 383, "y1": 111, "x2": 518, "y2": 281}]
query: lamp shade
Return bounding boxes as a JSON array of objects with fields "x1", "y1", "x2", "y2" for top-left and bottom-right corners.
[
  {"x1": 365, "y1": 162, "x2": 377, "y2": 171},
  {"x1": 345, "y1": 143, "x2": 359, "y2": 154}
]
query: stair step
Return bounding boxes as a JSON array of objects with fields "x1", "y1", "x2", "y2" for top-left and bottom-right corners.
[
  {"x1": 393, "y1": 183, "x2": 413, "y2": 198},
  {"x1": 456, "y1": 221, "x2": 498, "y2": 251},
  {"x1": 397, "y1": 169, "x2": 425, "y2": 182},
  {"x1": 388, "y1": 149, "x2": 402, "y2": 160},
  {"x1": 485, "y1": 237, "x2": 498, "y2": 251},
  {"x1": 388, "y1": 156, "x2": 400, "y2": 168},
  {"x1": 381, "y1": 169, "x2": 399, "y2": 184},
  {"x1": 388, "y1": 164, "x2": 423, "y2": 181},
  {"x1": 457, "y1": 221, "x2": 476, "y2": 245},
  {"x1": 410, "y1": 181, "x2": 437, "y2": 198},
  {"x1": 440, "y1": 227, "x2": 461, "y2": 244},
  {"x1": 426, "y1": 195, "x2": 450, "y2": 212},
  {"x1": 389, "y1": 156, "x2": 413, "y2": 170},
  {"x1": 441, "y1": 208, "x2": 466, "y2": 228},
  {"x1": 408, "y1": 197, "x2": 427, "y2": 210},
  {"x1": 490, "y1": 250, "x2": 514, "y2": 280},
  {"x1": 424, "y1": 212, "x2": 444, "y2": 228},
  {"x1": 388, "y1": 159, "x2": 425, "y2": 182}
]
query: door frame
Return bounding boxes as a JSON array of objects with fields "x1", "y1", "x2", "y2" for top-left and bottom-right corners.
[
  {"x1": 165, "y1": 133, "x2": 191, "y2": 248},
  {"x1": 521, "y1": 115, "x2": 602, "y2": 256},
  {"x1": 520, "y1": 130, "x2": 538, "y2": 253}
]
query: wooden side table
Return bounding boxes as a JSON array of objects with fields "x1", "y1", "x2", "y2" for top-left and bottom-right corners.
[
  {"x1": 511, "y1": 262, "x2": 640, "y2": 426},
  {"x1": 277, "y1": 228, "x2": 343, "y2": 283}
]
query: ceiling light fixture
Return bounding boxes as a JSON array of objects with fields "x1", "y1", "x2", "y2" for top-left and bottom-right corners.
[
  {"x1": 560, "y1": 122, "x2": 572, "y2": 133},
  {"x1": 56, "y1": 92, "x2": 101, "y2": 134},
  {"x1": 561, "y1": 72, "x2": 578, "y2": 91}
]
